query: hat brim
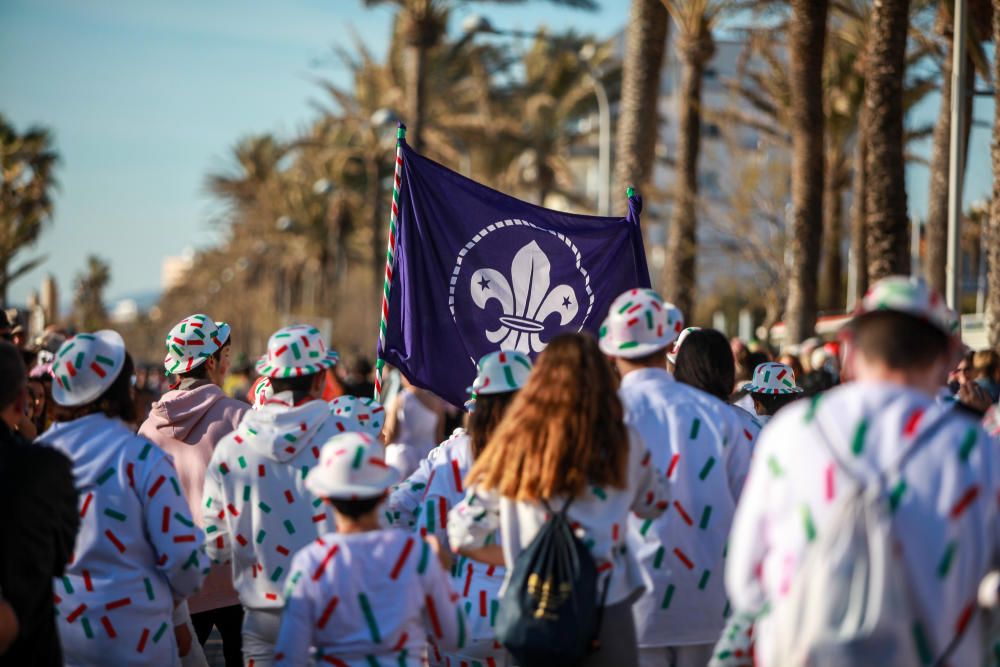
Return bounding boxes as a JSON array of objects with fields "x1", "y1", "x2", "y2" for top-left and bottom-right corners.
[
  {"x1": 256, "y1": 350, "x2": 339, "y2": 379},
  {"x1": 745, "y1": 384, "x2": 804, "y2": 395},
  {"x1": 598, "y1": 336, "x2": 670, "y2": 360},
  {"x1": 51, "y1": 330, "x2": 127, "y2": 407},
  {"x1": 305, "y1": 465, "x2": 401, "y2": 500}
]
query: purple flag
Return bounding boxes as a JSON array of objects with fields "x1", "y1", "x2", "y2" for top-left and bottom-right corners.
[{"x1": 378, "y1": 141, "x2": 651, "y2": 407}]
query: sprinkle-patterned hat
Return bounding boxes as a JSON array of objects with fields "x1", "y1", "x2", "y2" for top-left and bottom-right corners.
[
  {"x1": 248, "y1": 376, "x2": 273, "y2": 409},
  {"x1": 306, "y1": 431, "x2": 401, "y2": 499},
  {"x1": 744, "y1": 362, "x2": 803, "y2": 395},
  {"x1": 599, "y1": 288, "x2": 681, "y2": 359},
  {"x1": 667, "y1": 326, "x2": 701, "y2": 365},
  {"x1": 858, "y1": 276, "x2": 952, "y2": 336},
  {"x1": 51, "y1": 330, "x2": 127, "y2": 407},
  {"x1": 328, "y1": 395, "x2": 386, "y2": 438},
  {"x1": 163, "y1": 314, "x2": 231, "y2": 375},
  {"x1": 256, "y1": 324, "x2": 339, "y2": 379},
  {"x1": 468, "y1": 350, "x2": 533, "y2": 396}
]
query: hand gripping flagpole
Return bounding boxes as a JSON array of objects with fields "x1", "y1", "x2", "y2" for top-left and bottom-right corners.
[{"x1": 374, "y1": 122, "x2": 406, "y2": 402}]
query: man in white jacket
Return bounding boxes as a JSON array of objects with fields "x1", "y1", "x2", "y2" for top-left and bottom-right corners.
[
  {"x1": 599, "y1": 288, "x2": 754, "y2": 667},
  {"x1": 202, "y1": 325, "x2": 347, "y2": 667},
  {"x1": 726, "y1": 276, "x2": 1000, "y2": 666}
]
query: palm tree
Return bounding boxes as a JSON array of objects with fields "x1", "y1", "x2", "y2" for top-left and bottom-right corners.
[
  {"x1": 783, "y1": 0, "x2": 829, "y2": 344},
  {"x1": 864, "y1": 0, "x2": 911, "y2": 283},
  {"x1": 661, "y1": 0, "x2": 723, "y2": 320},
  {"x1": 986, "y1": 0, "x2": 1000, "y2": 346},
  {"x1": 613, "y1": 0, "x2": 669, "y2": 214},
  {"x1": 73, "y1": 255, "x2": 110, "y2": 331},
  {"x1": 362, "y1": 0, "x2": 598, "y2": 152},
  {"x1": 923, "y1": 1, "x2": 990, "y2": 294},
  {"x1": 0, "y1": 114, "x2": 59, "y2": 305}
]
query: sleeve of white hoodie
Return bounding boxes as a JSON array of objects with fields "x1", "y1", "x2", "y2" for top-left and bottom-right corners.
[
  {"x1": 135, "y1": 441, "x2": 208, "y2": 598},
  {"x1": 202, "y1": 437, "x2": 233, "y2": 564}
]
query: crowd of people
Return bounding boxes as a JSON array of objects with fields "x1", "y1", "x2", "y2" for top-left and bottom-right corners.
[{"x1": 1, "y1": 275, "x2": 999, "y2": 667}]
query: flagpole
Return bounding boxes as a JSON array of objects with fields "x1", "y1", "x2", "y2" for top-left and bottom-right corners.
[{"x1": 374, "y1": 122, "x2": 406, "y2": 402}]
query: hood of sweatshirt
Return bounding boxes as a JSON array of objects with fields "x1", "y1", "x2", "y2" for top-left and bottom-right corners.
[
  {"x1": 238, "y1": 395, "x2": 331, "y2": 463},
  {"x1": 144, "y1": 383, "x2": 247, "y2": 444}
]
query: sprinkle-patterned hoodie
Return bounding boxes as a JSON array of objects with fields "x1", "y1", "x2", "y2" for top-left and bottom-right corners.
[
  {"x1": 42, "y1": 413, "x2": 208, "y2": 667},
  {"x1": 202, "y1": 395, "x2": 339, "y2": 612}
]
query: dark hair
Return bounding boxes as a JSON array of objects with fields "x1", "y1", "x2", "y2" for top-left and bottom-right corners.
[
  {"x1": 53, "y1": 354, "x2": 137, "y2": 423},
  {"x1": 467, "y1": 391, "x2": 517, "y2": 458},
  {"x1": 328, "y1": 494, "x2": 384, "y2": 519},
  {"x1": 0, "y1": 341, "x2": 27, "y2": 410},
  {"x1": 852, "y1": 311, "x2": 949, "y2": 370},
  {"x1": 674, "y1": 329, "x2": 735, "y2": 401},
  {"x1": 736, "y1": 351, "x2": 770, "y2": 383},
  {"x1": 270, "y1": 371, "x2": 320, "y2": 394},
  {"x1": 752, "y1": 392, "x2": 800, "y2": 417},
  {"x1": 180, "y1": 338, "x2": 231, "y2": 379}
]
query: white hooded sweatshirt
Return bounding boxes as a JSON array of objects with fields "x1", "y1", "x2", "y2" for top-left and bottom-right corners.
[
  {"x1": 202, "y1": 394, "x2": 339, "y2": 611},
  {"x1": 42, "y1": 413, "x2": 208, "y2": 667}
]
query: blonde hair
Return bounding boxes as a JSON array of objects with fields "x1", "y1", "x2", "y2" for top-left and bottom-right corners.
[{"x1": 467, "y1": 333, "x2": 628, "y2": 501}]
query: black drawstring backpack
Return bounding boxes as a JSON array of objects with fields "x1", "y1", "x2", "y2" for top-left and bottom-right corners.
[{"x1": 495, "y1": 498, "x2": 610, "y2": 667}]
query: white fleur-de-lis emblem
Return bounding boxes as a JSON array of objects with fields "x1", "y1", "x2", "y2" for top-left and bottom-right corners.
[{"x1": 470, "y1": 241, "x2": 579, "y2": 353}]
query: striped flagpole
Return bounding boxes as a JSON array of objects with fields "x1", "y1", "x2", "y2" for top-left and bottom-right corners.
[{"x1": 374, "y1": 122, "x2": 406, "y2": 402}]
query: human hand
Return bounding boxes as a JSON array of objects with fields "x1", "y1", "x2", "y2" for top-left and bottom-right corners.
[
  {"x1": 424, "y1": 534, "x2": 453, "y2": 572},
  {"x1": 958, "y1": 381, "x2": 993, "y2": 414},
  {"x1": 174, "y1": 621, "x2": 193, "y2": 657}
]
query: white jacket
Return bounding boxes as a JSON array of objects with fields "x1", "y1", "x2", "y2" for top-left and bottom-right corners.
[
  {"x1": 43, "y1": 414, "x2": 207, "y2": 667},
  {"x1": 274, "y1": 530, "x2": 464, "y2": 667},
  {"x1": 620, "y1": 367, "x2": 754, "y2": 646},
  {"x1": 726, "y1": 382, "x2": 1000, "y2": 666},
  {"x1": 202, "y1": 394, "x2": 340, "y2": 611}
]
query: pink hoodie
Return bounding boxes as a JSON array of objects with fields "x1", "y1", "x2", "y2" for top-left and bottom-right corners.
[{"x1": 139, "y1": 382, "x2": 247, "y2": 613}]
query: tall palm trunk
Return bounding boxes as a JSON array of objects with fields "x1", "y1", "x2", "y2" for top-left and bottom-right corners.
[
  {"x1": 663, "y1": 30, "x2": 713, "y2": 320},
  {"x1": 986, "y1": 0, "x2": 1000, "y2": 346},
  {"x1": 784, "y1": 0, "x2": 828, "y2": 344},
  {"x1": 850, "y1": 101, "x2": 869, "y2": 303},
  {"x1": 864, "y1": 0, "x2": 911, "y2": 284},
  {"x1": 926, "y1": 28, "x2": 975, "y2": 293},
  {"x1": 405, "y1": 43, "x2": 428, "y2": 152},
  {"x1": 821, "y1": 149, "x2": 845, "y2": 311},
  {"x1": 613, "y1": 0, "x2": 669, "y2": 214}
]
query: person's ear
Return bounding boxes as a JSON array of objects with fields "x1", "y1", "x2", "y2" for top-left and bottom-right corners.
[{"x1": 204, "y1": 355, "x2": 217, "y2": 374}]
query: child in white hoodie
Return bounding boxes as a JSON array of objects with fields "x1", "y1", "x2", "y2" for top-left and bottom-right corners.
[
  {"x1": 203, "y1": 325, "x2": 351, "y2": 667},
  {"x1": 44, "y1": 331, "x2": 208, "y2": 667},
  {"x1": 275, "y1": 431, "x2": 464, "y2": 666}
]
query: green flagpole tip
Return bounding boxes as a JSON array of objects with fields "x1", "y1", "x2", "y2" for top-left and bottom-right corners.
[
  {"x1": 626, "y1": 186, "x2": 636, "y2": 198},
  {"x1": 396, "y1": 122, "x2": 407, "y2": 139}
]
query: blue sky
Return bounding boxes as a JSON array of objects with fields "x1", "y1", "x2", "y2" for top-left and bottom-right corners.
[{"x1": 0, "y1": 0, "x2": 993, "y2": 306}]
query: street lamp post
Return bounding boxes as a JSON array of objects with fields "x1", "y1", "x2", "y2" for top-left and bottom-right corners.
[
  {"x1": 463, "y1": 15, "x2": 612, "y2": 215},
  {"x1": 946, "y1": 0, "x2": 968, "y2": 310}
]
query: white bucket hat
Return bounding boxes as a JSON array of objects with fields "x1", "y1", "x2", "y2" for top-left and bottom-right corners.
[
  {"x1": 858, "y1": 275, "x2": 953, "y2": 336},
  {"x1": 468, "y1": 350, "x2": 533, "y2": 396},
  {"x1": 305, "y1": 432, "x2": 401, "y2": 500},
  {"x1": 163, "y1": 314, "x2": 231, "y2": 375},
  {"x1": 744, "y1": 362, "x2": 803, "y2": 395},
  {"x1": 667, "y1": 326, "x2": 701, "y2": 365},
  {"x1": 51, "y1": 330, "x2": 127, "y2": 407},
  {"x1": 256, "y1": 324, "x2": 339, "y2": 379},
  {"x1": 599, "y1": 288, "x2": 680, "y2": 359},
  {"x1": 328, "y1": 395, "x2": 386, "y2": 438}
]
